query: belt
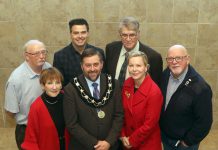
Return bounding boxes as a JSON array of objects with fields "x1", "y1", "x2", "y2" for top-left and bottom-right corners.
[{"x1": 16, "y1": 124, "x2": 27, "y2": 127}]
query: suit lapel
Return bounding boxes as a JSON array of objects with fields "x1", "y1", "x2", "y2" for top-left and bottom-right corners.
[
  {"x1": 132, "y1": 75, "x2": 151, "y2": 106},
  {"x1": 78, "y1": 75, "x2": 98, "y2": 116},
  {"x1": 111, "y1": 44, "x2": 122, "y2": 77},
  {"x1": 100, "y1": 74, "x2": 106, "y2": 98},
  {"x1": 123, "y1": 78, "x2": 134, "y2": 114},
  {"x1": 78, "y1": 75, "x2": 92, "y2": 96}
]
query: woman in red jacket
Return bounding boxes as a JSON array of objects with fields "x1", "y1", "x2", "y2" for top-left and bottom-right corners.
[
  {"x1": 22, "y1": 67, "x2": 69, "y2": 150},
  {"x1": 120, "y1": 51, "x2": 163, "y2": 150}
]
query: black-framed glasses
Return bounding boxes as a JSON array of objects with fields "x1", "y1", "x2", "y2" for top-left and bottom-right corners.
[
  {"x1": 120, "y1": 33, "x2": 137, "y2": 39},
  {"x1": 166, "y1": 56, "x2": 188, "y2": 63},
  {"x1": 25, "y1": 50, "x2": 48, "y2": 57}
]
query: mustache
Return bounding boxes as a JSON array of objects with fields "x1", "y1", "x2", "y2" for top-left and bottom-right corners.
[{"x1": 88, "y1": 71, "x2": 98, "y2": 74}]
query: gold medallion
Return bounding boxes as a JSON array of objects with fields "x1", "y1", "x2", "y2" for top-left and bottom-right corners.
[{"x1": 98, "y1": 110, "x2": 105, "y2": 119}]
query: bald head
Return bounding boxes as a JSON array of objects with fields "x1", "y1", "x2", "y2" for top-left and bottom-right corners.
[
  {"x1": 166, "y1": 45, "x2": 190, "y2": 78},
  {"x1": 167, "y1": 45, "x2": 188, "y2": 57},
  {"x1": 23, "y1": 40, "x2": 45, "y2": 52}
]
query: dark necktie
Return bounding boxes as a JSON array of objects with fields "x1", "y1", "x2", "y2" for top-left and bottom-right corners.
[
  {"x1": 118, "y1": 52, "x2": 129, "y2": 86},
  {"x1": 92, "y1": 82, "x2": 100, "y2": 99}
]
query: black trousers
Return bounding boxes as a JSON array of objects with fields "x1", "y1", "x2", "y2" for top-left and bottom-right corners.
[
  {"x1": 117, "y1": 139, "x2": 124, "y2": 150},
  {"x1": 15, "y1": 124, "x2": 26, "y2": 150}
]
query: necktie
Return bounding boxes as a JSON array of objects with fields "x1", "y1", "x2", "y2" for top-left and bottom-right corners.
[
  {"x1": 92, "y1": 82, "x2": 100, "y2": 99},
  {"x1": 118, "y1": 52, "x2": 129, "y2": 86}
]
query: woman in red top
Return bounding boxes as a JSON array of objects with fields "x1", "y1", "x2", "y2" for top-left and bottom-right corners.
[
  {"x1": 22, "y1": 67, "x2": 69, "y2": 150},
  {"x1": 120, "y1": 51, "x2": 163, "y2": 150}
]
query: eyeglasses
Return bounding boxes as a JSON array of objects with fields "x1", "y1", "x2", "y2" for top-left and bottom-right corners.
[
  {"x1": 120, "y1": 33, "x2": 137, "y2": 39},
  {"x1": 25, "y1": 50, "x2": 48, "y2": 57},
  {"x1": 166, "y1": 56, "x2": 188, "y2": 63}
]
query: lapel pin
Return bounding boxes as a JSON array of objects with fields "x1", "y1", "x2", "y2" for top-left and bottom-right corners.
[{"x1": 125, "y1": 91, "x2": 130, "y2": 99}]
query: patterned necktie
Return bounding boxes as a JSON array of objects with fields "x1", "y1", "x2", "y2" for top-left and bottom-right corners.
[
  {"x1": 92, "y1": 82, "x2": 100, "y2": 99},
  {"x1": 118, "y1": 52, "x2": 129, "y2": 86}
]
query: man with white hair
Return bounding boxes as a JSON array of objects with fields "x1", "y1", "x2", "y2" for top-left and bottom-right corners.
[
  {"x1": 160, "y1": 45, "x2": 213, "y2": 150},
  {"x1": 105, "y1": 16, "x2": 163, "y2": 87},
  {"x1": 4, "y1": 40, "x2": 51, "y2": 149}
]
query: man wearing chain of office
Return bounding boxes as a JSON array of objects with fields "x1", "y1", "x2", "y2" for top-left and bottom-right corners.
[{"x1": 63, "y1": 48, "x2": 124, "y2": 150}]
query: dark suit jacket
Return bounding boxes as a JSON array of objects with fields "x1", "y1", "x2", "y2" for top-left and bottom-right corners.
[
  {"x1": 160, "y1": 65, "x2": 212, "y2": 146},
  {"x1": 53, "y1": 43, "x2": 105, "y2": 86},
  {"x1": 105, "y1": 41, "x2": 163, "y2": 87},
  {"x1": 63, "y1": 74, "x2": 124, "y2": 150}
]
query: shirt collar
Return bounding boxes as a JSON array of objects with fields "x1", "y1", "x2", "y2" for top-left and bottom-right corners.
[
  {"x1": 24, "y1": 61, "x2": 40, "y2": 79},
  {"x1": 120, "y1": 41, "x2": 140, "y2": 56},
  {"x1": 170, "y1": 67, "x2": 188, "y2": 82},
  {"x1": 85, "y1": 76, "x2": 100, "y2": 88},
  {"x1": 71, "y1": 43, "x2": 88, "y2": 54}
]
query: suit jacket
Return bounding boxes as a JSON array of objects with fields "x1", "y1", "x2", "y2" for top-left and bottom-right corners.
[
  {"x1": 160, "y1": 65, "x2": 213, "y2": 146},
  {"x1": 121, "y1": 75, "x2": 163, "y2": 150},
  {"x1": 21, "y1": 96, "x2": 69, "y2": 150},
  {"x1": 63, "y1": 73, "x2": 124, "y2": 150},
  {"x1": 53, "y1": 43, "x2": 105, "y2": 86},
  {"x1": 105, "y1": 41, "x2": 163, "y2": 87}
]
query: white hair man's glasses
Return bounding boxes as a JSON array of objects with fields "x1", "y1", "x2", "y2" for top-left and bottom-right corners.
[
  {"x1": 166, "y1": 56, "x2": 188, "y2": 63},
  {"x1": 25, "y1": 50, "x2": 48, "y2": 57}
]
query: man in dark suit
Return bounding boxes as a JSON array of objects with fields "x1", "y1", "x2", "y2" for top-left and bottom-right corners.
[
  {"x1": 63, "y1": 48, "x2": 124, "y2": 150},
  {"x1": 160, "y1": 45, "x2": 212, "y2": 150},
  {"x1": 106, "y1": 16, "x2": 162, "y2": 87},
  {"x1": 53, "y1": 18, "x2": 105, "y2": 86}
]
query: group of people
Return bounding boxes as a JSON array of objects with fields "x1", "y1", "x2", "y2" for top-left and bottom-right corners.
[{"x1": 4, "y1": 16, "x2": 212, "y2": 150}]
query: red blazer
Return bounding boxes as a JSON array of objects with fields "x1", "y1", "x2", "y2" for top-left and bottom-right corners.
[
  {"x1": 121, "y1": 75, "x2": 163, "y2": 150},
  {"x1": 21, "y1": 96, "x2": 69, "y2": 150}
]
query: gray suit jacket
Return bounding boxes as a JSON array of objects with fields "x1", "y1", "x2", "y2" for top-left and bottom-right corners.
[{"x1": 63, "y1": 74, "x2": 124, "y2": 150}]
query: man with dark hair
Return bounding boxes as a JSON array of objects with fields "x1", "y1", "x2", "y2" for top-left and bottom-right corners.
[
  {"x1": 63, "y1": 48, "x2": 123, "y2": 150},
  {"x1": 53, "y1": 18, "x2": 105, "y2": 86},
  {"x1": 68, "y1": 18, "x2": 89, "y2": 32}
]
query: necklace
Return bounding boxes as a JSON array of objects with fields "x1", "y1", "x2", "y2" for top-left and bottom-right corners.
[
  {"x1": 42, "y1": 92, "x2": 61, "y2": 105},
  {"x1": 45, "y1": 99, "x2": 58, "y2": 105},
  {"x1": 72, "y1": 74, "x2": 113, "y2": 108}
]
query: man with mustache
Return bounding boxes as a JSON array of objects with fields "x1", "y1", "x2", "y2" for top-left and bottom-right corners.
[
  {"x1": 4, "y1": 40, "x2": 51, "y2": 149},
  {"x1": 160, "y1": 45, "x2": 213, "y2": 150},
  {"x1": 63, "y1": 48, "x2": 123, "y2": 150},
  {"x1": 53, "y1": 18, "x2": 105, "y2": 86}
]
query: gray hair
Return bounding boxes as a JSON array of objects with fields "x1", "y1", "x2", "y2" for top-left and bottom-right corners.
[
  {"x1": 167, "y1": 44, "x2": 189, "y2": 57},
  {"x1": 23, "y1": 40, "x2": 45, "y2": 52},
  {"x1": 119, "y1": 16, "x2": 140, "y2": 33}
]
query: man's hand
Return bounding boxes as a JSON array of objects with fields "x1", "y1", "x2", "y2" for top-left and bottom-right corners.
[
  {"x1": 120, "y1": 137, "x2": 132, "y2": 149},
  {"x1": 94, "y1": 140, "x2": 110, "y2": 150}
]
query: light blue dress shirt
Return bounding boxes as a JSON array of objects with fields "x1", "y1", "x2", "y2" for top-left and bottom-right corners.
[{"x1": 4, "y1": 61, "x2": 51, "y2": 124}]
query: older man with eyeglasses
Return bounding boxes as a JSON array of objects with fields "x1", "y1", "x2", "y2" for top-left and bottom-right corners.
[
  {"x1": 105, "y1": 16, "x2": 163, "y2": 87},
  {"x1": 4, "y1": 39, "x2": 51, "y2": 150},
  {"x1": 160, "y1": 45, "x2": 213, "y2": 150}
]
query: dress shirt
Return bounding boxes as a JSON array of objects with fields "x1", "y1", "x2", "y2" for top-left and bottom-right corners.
[
  {"x1": 165, "y1": 67, "x2": 188, "y2": 110},
  {"x1": 85, "y1": 76, "x2": 100, "y2": 97},
  {"x1": 4, "y1": 61, "x2": 51, "y2": 124},
  {"x1": 115, "y1": 41, "x2": 139, "y2": 79}
]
